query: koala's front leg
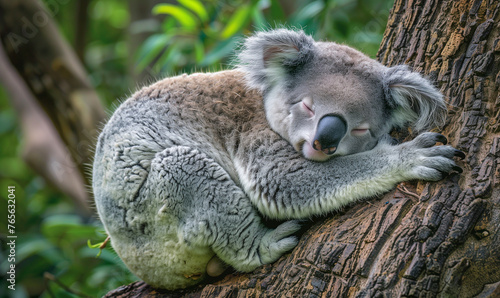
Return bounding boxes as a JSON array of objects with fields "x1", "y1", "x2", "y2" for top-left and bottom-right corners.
[
  {"x1": 396, "y1": 132, "x2": 464, "y2": 180},
  {"x1": 236, "y1": 133, "x2": 463, "y2": 220},
  {"x1": 152, "y1": 146, "x2": 300, "y2": 275}
]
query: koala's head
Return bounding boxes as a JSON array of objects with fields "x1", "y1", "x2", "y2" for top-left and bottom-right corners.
[{"x1": 237, "y1": 29, "x2": 446, "y2": 161}]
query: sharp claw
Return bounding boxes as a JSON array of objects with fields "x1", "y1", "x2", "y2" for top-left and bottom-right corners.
[
  {"x1": 454, "y1": 149, "x2": 466, "y2": 159},
  {"x1": 436, "y1": 134, "x2": 447, "y2": 145},
  {"x1": 453, "y1": 166, "x2": 463, "y2": 173}
]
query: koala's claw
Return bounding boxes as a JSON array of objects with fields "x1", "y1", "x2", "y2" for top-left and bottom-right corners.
[
  {"x1": 454, "y1": 149, "x2": 466, "y2": 159},
  {"x1": 410, "y1": 132, "x2": 447, "y2": 148},
  {"x1": 400, "y1": 132, "x2": 465, "y2": 181},
  {"x1": 436, "y1": 133, "x2": 448, "y2": 145}
]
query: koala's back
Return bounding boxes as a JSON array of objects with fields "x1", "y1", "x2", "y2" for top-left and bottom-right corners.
[
  {"x1": 92, "y1": 70, "x2": 264, "y2": 288},
  {"x1": 94, "y1": 70, "x2": 261, "y2": 195}
]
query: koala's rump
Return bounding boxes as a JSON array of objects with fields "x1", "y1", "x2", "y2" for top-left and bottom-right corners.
[
  {"x1": 110, "y1": 219, "x2": 215, "y2": 290},
  {"x1": 92, "y1": 70, "x2": 265, "y2": 288}
]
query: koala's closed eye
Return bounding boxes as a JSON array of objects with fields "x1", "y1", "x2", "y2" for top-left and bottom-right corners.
[{"x1": 92, "y1": 29, "x2": 461, "y2": 290}]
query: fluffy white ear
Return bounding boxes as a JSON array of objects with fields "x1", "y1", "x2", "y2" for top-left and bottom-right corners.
[
  {"x1": 383, "y1": 65, "x2": 447, "y2": 132},
  {"x1": 237, "y1": 29, "x2": 316, "y2": 92}
]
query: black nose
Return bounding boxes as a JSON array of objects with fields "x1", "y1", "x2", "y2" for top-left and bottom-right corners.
[{"x1": 312, "y1": 115, "x2": 347, "y2": 155}]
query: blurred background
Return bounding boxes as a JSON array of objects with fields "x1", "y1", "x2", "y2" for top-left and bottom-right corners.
[{"x1": 0, "y1": 0, "x2": 393, "y2": 296}]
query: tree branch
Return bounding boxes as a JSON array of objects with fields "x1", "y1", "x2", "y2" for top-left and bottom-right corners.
[
  {"x1": 0, "y1": 0, "x2": 106, "y2": 189},
  {"x1": 0, "y1": 40, "x2": 90, "y2": 215}
]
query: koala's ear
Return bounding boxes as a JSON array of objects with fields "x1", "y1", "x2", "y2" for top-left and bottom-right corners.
[
  {"x1": 237, "y1": 29, "x2": 316, "y2": 92},
  {"x1": 383, "y1": 65, "x2": 447, "y2": 133}
]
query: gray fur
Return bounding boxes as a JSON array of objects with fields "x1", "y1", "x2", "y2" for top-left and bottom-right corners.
[
  {"x1": 383, "y1": 65, "x2": 446, "y2": 132},
  {"x1": 237, "y1": 29, "x2": 316, "y2": 92},
  {"x1": 92, "y1": 30, "x2": 459, "y2": 290}
]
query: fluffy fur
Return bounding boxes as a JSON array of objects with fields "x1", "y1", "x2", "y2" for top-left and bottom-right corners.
[{"x1": 92, "y1": 30, "x2": 460, "y2": 290}]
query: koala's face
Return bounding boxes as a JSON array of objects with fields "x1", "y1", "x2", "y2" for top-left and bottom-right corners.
[
  {"x1": 285, "y1": 73, "x2": 388, "y2": 161},
  {"x1": 239, "y1": 30, "x2": 446, "y2": 161},
  {"x1": 263, "y1": 69, "x2": 389, "y2": 161}
]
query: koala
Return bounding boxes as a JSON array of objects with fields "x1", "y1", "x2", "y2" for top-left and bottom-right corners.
[{"x1": 92, "y1": 29, "x2": 463, "y2": 290}]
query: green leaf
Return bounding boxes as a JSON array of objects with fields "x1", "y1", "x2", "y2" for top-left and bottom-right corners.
[
  {"x1": 41, "y1": 214, "x2": 100, "y2": 244},
  {"x1": 268, "y1": 0, "x2": 286, "y2": 22},
  {"x1": 251, "y1": 9, "x2": 267, "y2": 31},
  {"x1": 87, "y1": 239, "x2": 102, "y2": 249},
  {"x1": 201, "y1": 37, "x2": 239, "y2": 66},
  {"x1": 177, "y1": 0, "x2": 208, "y2": 22},
  {"x1": 87, "y1": 236, "x2": 110, "y2": 258},
  {"x1": 157, "y1": 43, "x2": 183, "y2": 73},
  {"x1": 194, "y1": 41, "x2": 205, "y2": 63},
  {"x1": 153, "y1": 4, "x2": 197, "y2": 29},
  {"x1": 0, "y1": 157, "x2": 31, "y2": 179},
  {"x1": 291, "y1": 0, "x2": 325, "y2": 24},
  {"x1": 15, "y1": 236, "x2": 54, "y2": 262},
  {"x1": 161, "y1": 17, "x2": 178, "y2": 32},
  {"x1": 220, "y1": 5, "x2": 253, "y2": 39},
  {"x1": 136, "y1": 34, "x2": 172, "y2": 72}
]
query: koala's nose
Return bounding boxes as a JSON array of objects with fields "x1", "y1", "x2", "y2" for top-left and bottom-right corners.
[{"x1": 312, "y1": 115, "x2": 347, "y2": 155}]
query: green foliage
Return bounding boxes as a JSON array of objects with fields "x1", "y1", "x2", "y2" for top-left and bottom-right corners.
[
  {"x1": 0, "y1": 90, "x2": 135, "y2": 297},
  {"x1": 48, "y1": 0, "x2": 132, "y2": 106},
  {"x1": 137, "y1": 0, "x2": 263, "y2": 74},
  {"x1": 0, "y1": 1, "x2": 135, "y2": 295},
  {"x1": 0, "y1": 0, "x2": 392, "y2": 297},
  {"x1": 292, "y1": 0, "x2": 394, "y2": 57},
  {"x1": 137, "y1": 0, "x2": 393, "y2": 76}
]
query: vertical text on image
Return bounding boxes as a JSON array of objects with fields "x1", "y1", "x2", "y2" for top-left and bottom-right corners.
[{"x1": 6, "y1": 186, "x2": 16, "y2": 291}]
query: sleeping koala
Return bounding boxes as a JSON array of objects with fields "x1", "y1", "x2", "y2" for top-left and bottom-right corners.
[{"x1": 92, "y1": 29, "x2": 463, "y2": 290}]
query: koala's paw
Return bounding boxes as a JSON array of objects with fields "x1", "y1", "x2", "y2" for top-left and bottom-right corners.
[
  {"x1": 259, "y1": 220, "x2": 301, "y2": 265},
  {"x1": 401, "y1": 132, "x2": 465, "y2": 181}
]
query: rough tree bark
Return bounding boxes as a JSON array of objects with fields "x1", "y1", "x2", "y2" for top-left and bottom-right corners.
[{"x1": 105, "y1": 0, "x2": 500, "y2": 297}]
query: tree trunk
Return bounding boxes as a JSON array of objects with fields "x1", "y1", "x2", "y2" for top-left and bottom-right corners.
[
  {"x1": 0, "y1": 0, "x2": 106, "y2": 214},
  {"x1": 104, "y1": 0, "x2": 500, "y2": 296},
  {"x1": 0, "y1": 37, "x2": 91, "y2": 215},
  {"x1": 75, "y1": 0, "x2": 91, "y2": 63}
]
